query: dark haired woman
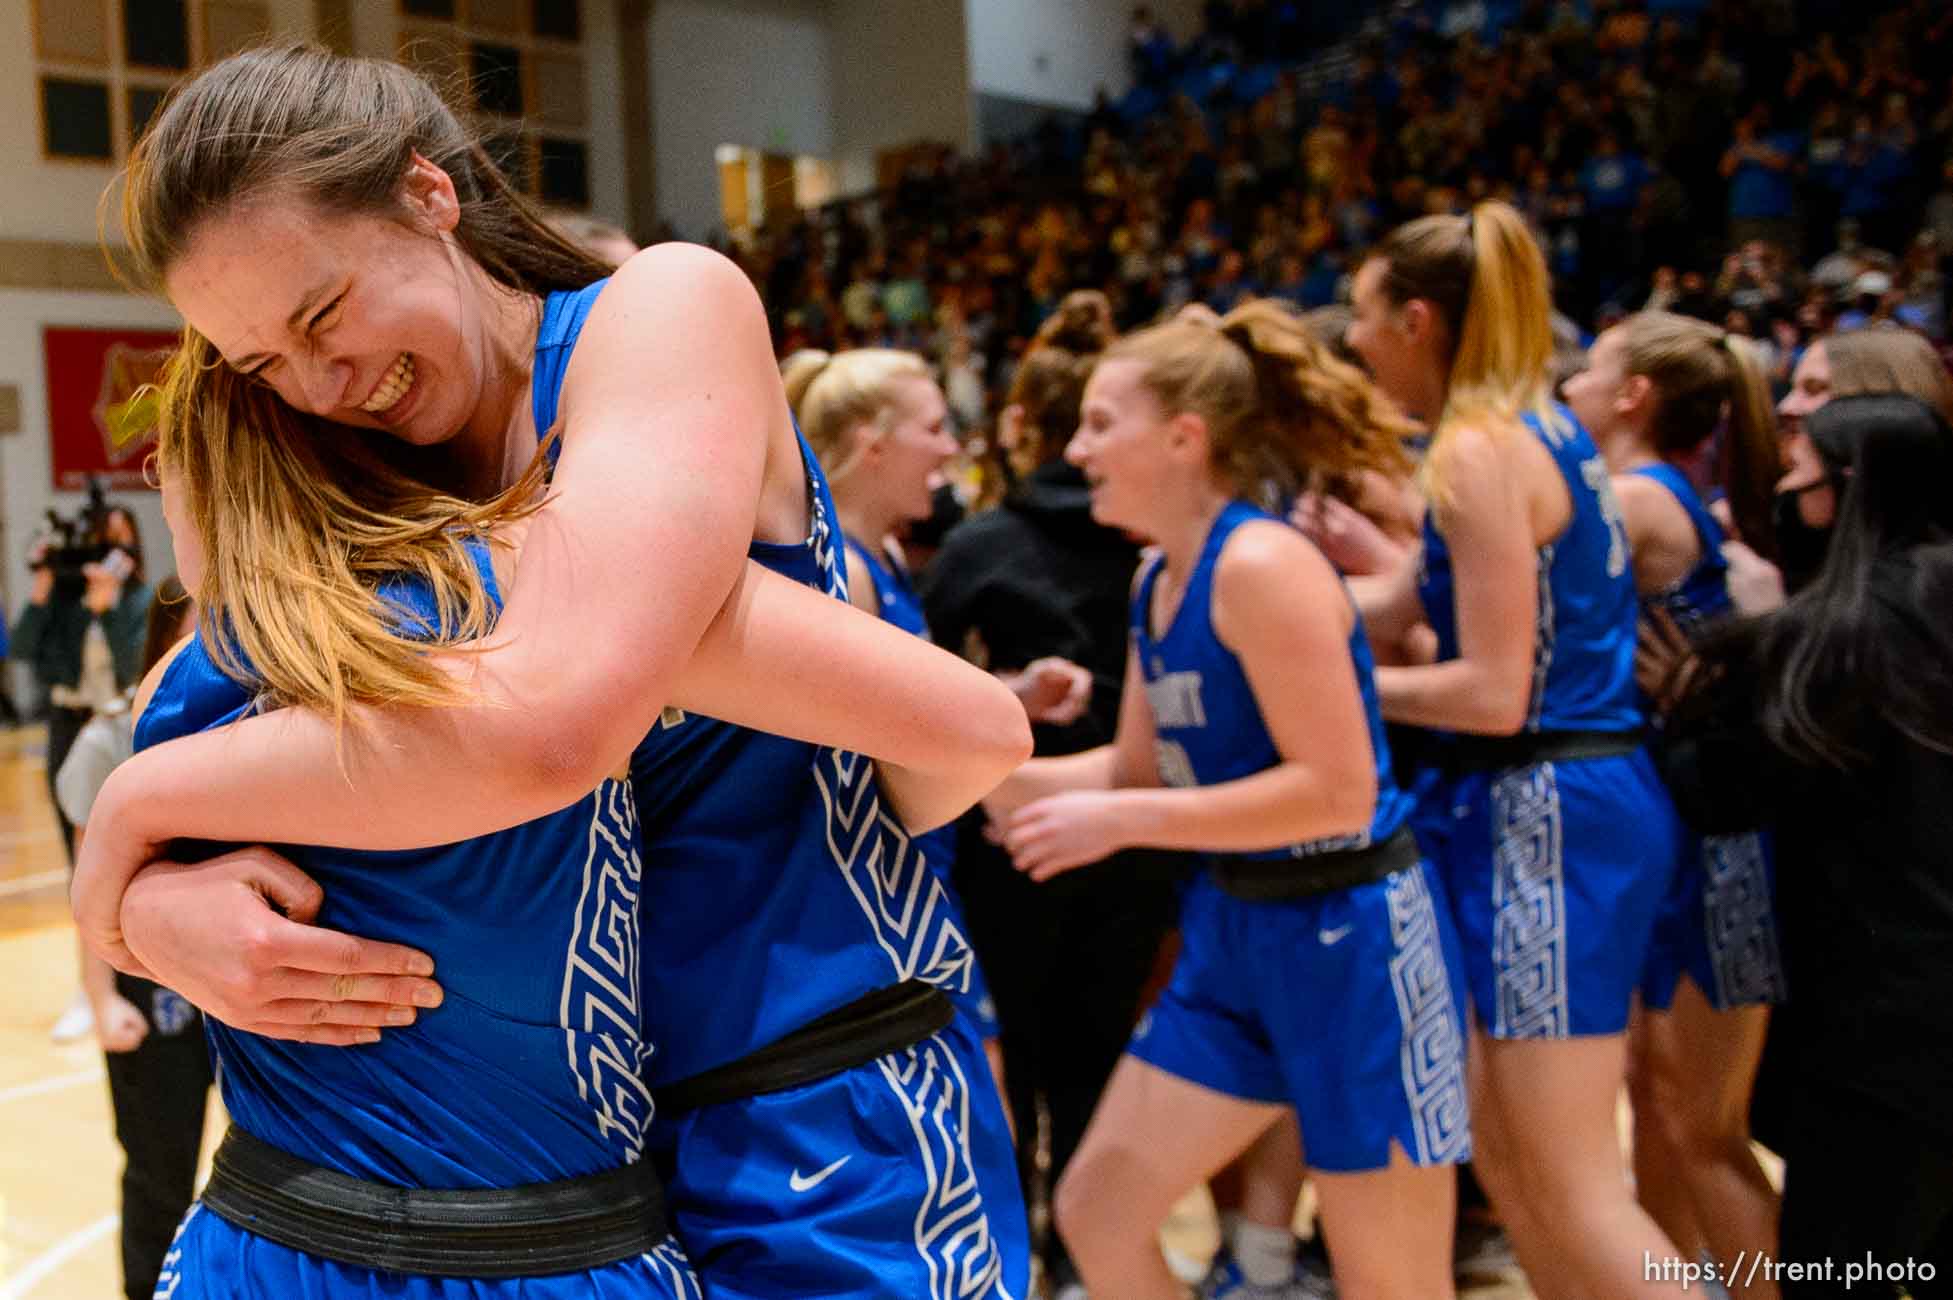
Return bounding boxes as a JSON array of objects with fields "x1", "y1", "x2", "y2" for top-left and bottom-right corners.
[
  {"x1": 72, "y1": 43, "x2": 1032, "y2": 1299},
  {"x1": 1661, "y1": 394, "x2": 1953, "y2": 1289}
]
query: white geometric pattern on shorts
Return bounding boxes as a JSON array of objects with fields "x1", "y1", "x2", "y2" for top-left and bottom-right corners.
[
  {"x1": 877, "y1": 1031, "x2": 1014, "y2": 1299},
  {"x1": 1386, "y1": 867, "x2": 1471, "y2": 1163},
  {"x1": 1490, "y1": 764, "x2": 1570, "y2": 1037}
]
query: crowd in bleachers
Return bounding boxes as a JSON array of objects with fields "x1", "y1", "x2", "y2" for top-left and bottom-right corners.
[{"x1": 718, "y1": 0, "x2": 1953, "y2": 431}]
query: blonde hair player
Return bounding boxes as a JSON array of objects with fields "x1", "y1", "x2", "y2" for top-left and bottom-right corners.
[
  {"x1": 1345, "y1": 201, "x2": 1690, "y2": 1297},
  {"x1": 986, "y1": 300, "x2": 1473, "y2": 1299},
  {"x1": 72, "y1": 42, "x2": 1033, "y2": 1299}
]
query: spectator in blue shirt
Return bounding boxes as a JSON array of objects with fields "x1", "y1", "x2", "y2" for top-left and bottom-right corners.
[
  {"x1": 1723, "y1": 104, "x2": 1804, "y2": 256},
  {"x1": 1580, "y1": 132, "x2": 1652, "y2": 215}
]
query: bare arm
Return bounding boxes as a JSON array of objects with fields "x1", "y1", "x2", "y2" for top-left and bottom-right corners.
[
  {"x1": 1006, "y1": 523, "x2": 1377, "y2": 878},
  {"x1": 1347, "y1": 540, "x2": 1428, "y2": 649},
  {"x1": 1374, "y1": 425, "x2": 1541, "y2": 734},
  {"x1": 982, "y1": 649, "x2": 1158, "y2": 822},
  {"x1": 75, "y1": 245, "x2": 1029, "y2": 968}
]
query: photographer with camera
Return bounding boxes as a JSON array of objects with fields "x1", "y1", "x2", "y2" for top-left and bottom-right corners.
[{"x1": 8, "y1": 485, "x2": 152, "y2": 1040}]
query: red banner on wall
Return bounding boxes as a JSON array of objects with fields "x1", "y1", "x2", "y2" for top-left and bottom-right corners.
[{"x1": 43, "y1": 326, "x2": 180, "y2": 491}]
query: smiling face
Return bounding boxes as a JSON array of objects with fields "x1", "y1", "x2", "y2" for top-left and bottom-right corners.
[
  {"x1": 1777, "y1": 341, "x2": 1837, "y2": 526},
  {"x1": 1562, "y1": 325, "x2": 1633, "y2": 439},
  {"x1": 1066, "y1": 358, "x2": 1181, "y2": 536},
  {"x1": 1346, "y1": 257, "x2": 1441, "y2": 419},
  {"x1": 164, "y1": 167, "x2": 501, "y2": 449},
  {"x1": 876, "y1": 375, "x2": 959, "y2": 524}
]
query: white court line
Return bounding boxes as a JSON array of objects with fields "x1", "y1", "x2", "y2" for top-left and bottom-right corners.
[
  {"x1": 0, "y1": 870, "x2": 65, "y2": 899},
  {"x1": 0, "y1": 1069, "x2": 102, "y2": 1105},
  {"x1": 0, "y1": 1213, "x2": 118, "y2": 1299}
]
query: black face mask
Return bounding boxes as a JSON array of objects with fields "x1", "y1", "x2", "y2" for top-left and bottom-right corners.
[{"x1": 1773, "y1": 483, "x2": 1835, "y2": 594}]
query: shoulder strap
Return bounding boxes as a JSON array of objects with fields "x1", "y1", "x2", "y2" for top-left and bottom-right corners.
[
  {"x1": 1628, "y1": 462, "x2": 1725, "y2": 556},
  {"x1": 530, "y1": 279, "x2": 611, "y2": 445}
]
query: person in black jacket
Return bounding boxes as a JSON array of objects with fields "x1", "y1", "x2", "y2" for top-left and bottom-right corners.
[
  {"x1": 1661, "y1": 395, "x2": 1953, "y2": 1292},
  {"x1": 920, "y1": 293, "x2": 1184, "y2": 1294}
]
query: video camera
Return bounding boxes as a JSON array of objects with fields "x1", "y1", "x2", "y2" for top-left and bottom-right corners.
[{"x1": 27, "y1": 477, "x2": 126, "y2": 604}]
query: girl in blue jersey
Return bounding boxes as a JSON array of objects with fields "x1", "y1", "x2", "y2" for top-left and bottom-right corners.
[
  {"x1": 1344, "y1": 201, "x2": 1688, "y2": 1296},
  {"x1": 1562, "y1": 310, "x2": 1788, "y2": 1294},
  {"x1": 783, "y1": 348, "x2": 1011, "y2": 1052},
  {"x1": 73, "y1": 44, "x2": 1032, "y2": 1300},
  {"x1": 987, "y1": 300, "x2": 1473, "y2": 1299},
  {"x1": 133, "y1": 366, "x2": 703, "y2": 1298}
]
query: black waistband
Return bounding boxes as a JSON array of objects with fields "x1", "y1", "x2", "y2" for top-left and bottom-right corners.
[
  {"x1": 200, "y1": 1128, "x2": 666, "y2": 1279},
  {"x1": 658, "y1": 979, "x2": 954, "y2": 1116},
  {"x1": 1442, "y1": 727, "x2": 1644, "y2": 774},
  {"x1": 1208, "y1": 824, "x2": 1423, "y2": 902}
]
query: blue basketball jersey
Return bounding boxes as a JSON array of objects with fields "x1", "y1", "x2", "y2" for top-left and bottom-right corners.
[
  {"x1": 134, "y1": 546, "x2": 654, "y2": 1190},
  {"x1": 532, "y1": 284, "x2": 980, "y2": 1086},
  {"x1": 842, "y1": 534, "x2": 929, "y2": 638},
  {"x1": 1628, "y1": 461, "x2": 1732, "y2": 635},
  {"x1": 1130, "y1": 500, "x2": 1413, "y2": 865},
  {"x1": 1417, "y1": 404, "x2": 1642, "y2": 733},
  {"x1": 841, "y1": 533, "x2": 957, "y2": 861}
]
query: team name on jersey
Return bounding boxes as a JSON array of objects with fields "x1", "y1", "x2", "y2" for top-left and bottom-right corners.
[{"x1": 1145, "y1": 668, "x2": 1207, "y2": 730}]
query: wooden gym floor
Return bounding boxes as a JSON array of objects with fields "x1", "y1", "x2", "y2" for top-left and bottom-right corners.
[{"x1": 0, "y1": 722, "x2": 1531, "y2": 1298}]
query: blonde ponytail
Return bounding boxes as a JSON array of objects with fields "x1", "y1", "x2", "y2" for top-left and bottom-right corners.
[
  {"x1": 1371, "y1": 201, "x2": 1558, "y2": 508},
  {"x1": 783, "y1": 347, "x2": 932, "y2": 480}
]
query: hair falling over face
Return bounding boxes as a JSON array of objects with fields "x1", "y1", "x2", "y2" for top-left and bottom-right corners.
[{"x1": 149, "y1": 330, "x2": 550, "y2": 738}]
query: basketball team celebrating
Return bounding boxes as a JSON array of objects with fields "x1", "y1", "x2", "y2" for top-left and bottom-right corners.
[{"x1": 66, "y1": 39, "x2": 1953, "y2": 1300}]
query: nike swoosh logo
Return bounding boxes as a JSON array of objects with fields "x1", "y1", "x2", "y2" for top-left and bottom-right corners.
[
  {"x1": 789, "y1": 1156, "x2": 852, "y2": 1193},
  {"x1": 1318, "y1": 924, "x2": 1353, "y2": 946}
]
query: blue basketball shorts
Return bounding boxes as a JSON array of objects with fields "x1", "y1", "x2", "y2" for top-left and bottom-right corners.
[
  {"x1": 1641, "y1": 829, "x2": 1788, "y2": 1012},
  {"x1": 152, "y1": 1203, "x2": 702, "y2": 1298},
  {"x1": 649, "y1": 1013, "x2": 1031, "y2": 1300},
  {"x1": 1128, "y1": 864, "x2": 1472, "y2": 1173},
  {"x1": 1414, "y1": 750, "x2": 1684, "y2": 1039}
]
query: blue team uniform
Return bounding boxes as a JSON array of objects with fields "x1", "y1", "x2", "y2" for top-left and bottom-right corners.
[
  {"x1": 135, "y1": 548, "x2": 700, "y2": 1299},
  {"x1": 534, "y1": 283, "x2": 1028, "y2": 1300},
  {"x1": 1412, "y1": 405, "x2": 1683, "y2": 1038},
  {"x1": 842, "y1": 533, "x2": 1000, "y2": 1040},
  {"x1": 1630, "y1": 463, "x2": 1787, "y2": 1013},
  {"x1": 1123, "y1": 501, "x2": 1471, "y2": 1172}
]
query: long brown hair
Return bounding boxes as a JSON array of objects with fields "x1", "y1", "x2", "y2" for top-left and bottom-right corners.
[
  {"x1": 1105, "y1": 299, "x2": 1417, "y2": 501},
  {"x1": 1003, "y1": 291, "x2": 1118, "y2": 478},
  {"x1": 151, "y1": 331, "x2": 547, "y2": 734},
  {"x1": 114, "y1": 43, "x2": 611, "y2": 296},
  {"x1": 1369, "y1": 201, "x2": 1558, "y2": 506},
  {"x1": 109, "y1": 43, "x2": 585, "y2": 735},
  {"x1": 1615, "y1": 311, "x2": 1781, "y2": 560}
]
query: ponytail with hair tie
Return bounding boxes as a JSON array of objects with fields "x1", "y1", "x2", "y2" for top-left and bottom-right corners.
[
  {"x1": 1371, "y1": 201, "x2": 1556, "y2": 511},
  {"x1": 1105, "y1": 300, "x2": 1417, "y2": 503}
]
